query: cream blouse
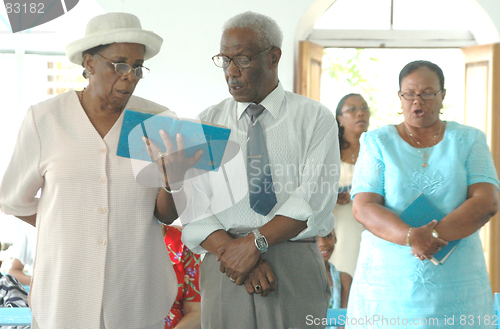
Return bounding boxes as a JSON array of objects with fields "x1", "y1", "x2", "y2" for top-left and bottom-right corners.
[{"x1": 0, "y1": 91, "x2": 177, "y2": 328}]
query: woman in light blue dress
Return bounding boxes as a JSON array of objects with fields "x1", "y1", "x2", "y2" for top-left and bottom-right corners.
[{"x1": 346, "y1": 60, "x2": 499, "y2": 329}]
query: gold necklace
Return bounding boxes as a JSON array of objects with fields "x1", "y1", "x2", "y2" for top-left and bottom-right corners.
[{"x1": 405, "y1": 122, "x2": 442, "y2": 168}]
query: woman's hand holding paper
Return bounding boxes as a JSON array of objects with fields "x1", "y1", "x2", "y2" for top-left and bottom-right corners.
[{"x1": 143, "y1": 130, "x2": 203, "y2": 189}]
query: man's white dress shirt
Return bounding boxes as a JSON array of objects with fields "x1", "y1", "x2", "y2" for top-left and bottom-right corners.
[{"x1": 181, "y1": 83, "x2": 340, "y2": 253}]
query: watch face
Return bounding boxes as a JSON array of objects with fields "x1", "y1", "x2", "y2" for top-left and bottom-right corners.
[{"x1": 256, "y1": 238, "x2": 267, "y2": 249}]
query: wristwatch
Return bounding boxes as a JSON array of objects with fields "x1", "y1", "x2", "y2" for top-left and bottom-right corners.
[{"x1": 251, "y1": 229, "x2": 268, "y2": 254}]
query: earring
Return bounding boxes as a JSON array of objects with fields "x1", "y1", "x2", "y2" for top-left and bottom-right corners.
[
  {"x1": 398, "y1": 111, "x2": 403, "y2": 115},
  {"x1": 440, "y1": 109, "x2": 444, "y2": 115},
  {"x1": 82, "y1": 68, "x2": 89, "y2": 79}
]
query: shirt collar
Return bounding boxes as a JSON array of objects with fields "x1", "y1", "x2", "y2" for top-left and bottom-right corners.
[{"x1": 237, "y1": 82, "x2": 284, "y2": 120}]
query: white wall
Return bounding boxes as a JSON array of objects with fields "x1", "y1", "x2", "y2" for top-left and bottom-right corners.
[
  {"x1": 94, "y1": 0, "x2": 500, "y2": 117},
  {"x1": 96, "y1": 0, "x2": 317, "y2": 118},
  {"x1": 2, "y1": 0, "x2": 499, "y2": 117},
  {"x1": 475, "y1": 0, "x2": 500, "y2": 40}
]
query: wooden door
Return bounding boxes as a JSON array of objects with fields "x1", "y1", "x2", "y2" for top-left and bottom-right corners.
[
  {"x1": 462, "y1": 43, "x2": 500, "y2": 293},
  {"x1": 296, "y1": 41, "x2": 324, "y2": 101}
]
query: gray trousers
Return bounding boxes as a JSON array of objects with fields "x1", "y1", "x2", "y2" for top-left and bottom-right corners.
[{"x1": 200, "y1": 240, "x2": 331, "y2": 329}]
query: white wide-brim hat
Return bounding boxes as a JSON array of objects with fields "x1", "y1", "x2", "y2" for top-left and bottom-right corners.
[{"x1": 66, "y1": 12, "x2": 163, "y2": 65}]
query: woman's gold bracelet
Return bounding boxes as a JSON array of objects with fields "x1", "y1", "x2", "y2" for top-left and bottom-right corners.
[{"x1": 406, "y1": 227, "x2": 412, "y2": 247}]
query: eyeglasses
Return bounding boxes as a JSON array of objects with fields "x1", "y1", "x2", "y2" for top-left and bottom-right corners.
[
  {"x1": 96, "y1": 53, "x2": 150, "y2": 79},
  {"x1": 212, "y1": 47, "x2": 274, "y2": 69},
  {"x1": 399, "y1": 90, "x2": 443, "y2": 101},
  {"x1": 342, "y1": 105, "x2": 370, "y2": 114}
]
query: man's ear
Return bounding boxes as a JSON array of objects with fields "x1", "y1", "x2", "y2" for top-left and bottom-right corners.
[{"x1": 270, "y1": 47, "x2": 282, "y2": 68}]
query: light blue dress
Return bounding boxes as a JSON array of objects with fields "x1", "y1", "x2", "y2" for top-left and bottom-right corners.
[
  {"x1": 327, "y1": 262, "x2": 342, "y2": 329},
  {"x1": 346, "y1": 122, "x2": 499, "y2": 329},
  {"x1": 328, "y1": 261, "x2": 342, "y2": 309}
]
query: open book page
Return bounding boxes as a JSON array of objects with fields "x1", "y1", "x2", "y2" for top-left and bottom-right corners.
[{"x1": 117, "y1": 108, "x2": 231, "y2": 171}]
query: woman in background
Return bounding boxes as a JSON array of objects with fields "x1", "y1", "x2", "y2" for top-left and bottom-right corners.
[{"x1": 330, "y1": 94, "x2": 370, "y2": 276}]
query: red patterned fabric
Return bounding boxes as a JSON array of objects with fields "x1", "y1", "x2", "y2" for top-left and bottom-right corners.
[{"x1": 163, "y1": 226, "x2": 201, "y2": 329}]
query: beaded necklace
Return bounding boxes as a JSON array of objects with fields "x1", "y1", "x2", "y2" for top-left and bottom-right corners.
[
  {"x1": 78, "y1": 87, "x2": 86, "y2": 107},
  {"x1": 78, "y1": 88, "x2": 126, "y2": 112}
]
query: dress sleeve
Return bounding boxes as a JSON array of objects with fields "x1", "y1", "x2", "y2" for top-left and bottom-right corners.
[
  {"x1": 466, "y1": 129, "x2": 499, "y2": 189},
  {"x1": 351, "y1": 131, "x2": 386, "y2": 198},
  {"x1": 0, "y1": 108, "x2": 44, "y2": 216},
  {"x1": 181, "y1": 246, "x2": 201, "y2": 303}
]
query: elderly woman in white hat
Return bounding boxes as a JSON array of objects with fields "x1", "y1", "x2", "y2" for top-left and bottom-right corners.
[{"x1": 0, "y1": 12, "x2": 196, "y2": 329}]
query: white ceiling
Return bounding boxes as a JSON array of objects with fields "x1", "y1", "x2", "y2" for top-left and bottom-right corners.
[{"x1": 310, "y1": 0, "x2": 497, "y2": 48}]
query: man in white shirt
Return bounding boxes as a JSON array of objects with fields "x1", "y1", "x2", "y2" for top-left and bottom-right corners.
[
  {"x1": 8, "y1": 224, "x2": 36, "y2": 286},
  {"x1": 181, "y1": 11, "x2": 340, "y2": 329}
]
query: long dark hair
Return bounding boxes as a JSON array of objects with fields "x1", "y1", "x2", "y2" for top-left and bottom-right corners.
[{"x1": 335, "y1": 93, "x2": 363, "y2": 151}]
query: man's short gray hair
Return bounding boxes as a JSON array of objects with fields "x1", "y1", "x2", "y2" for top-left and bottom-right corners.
[{"x1": 223, "y1": 11, "x2": 283, "y2": 49}]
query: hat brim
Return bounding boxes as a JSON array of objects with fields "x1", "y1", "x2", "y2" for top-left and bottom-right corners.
[{"x1": 66, "y1": 28, "x2": 163, "y2": 65}]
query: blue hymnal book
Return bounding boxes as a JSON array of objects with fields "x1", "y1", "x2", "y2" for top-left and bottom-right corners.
[
  {"x1": 400, "y1": 193, "x2": 460, "y2": 265},
  {"x1": 117, "y1": 108, "x2": 231, "y2": 171}
]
